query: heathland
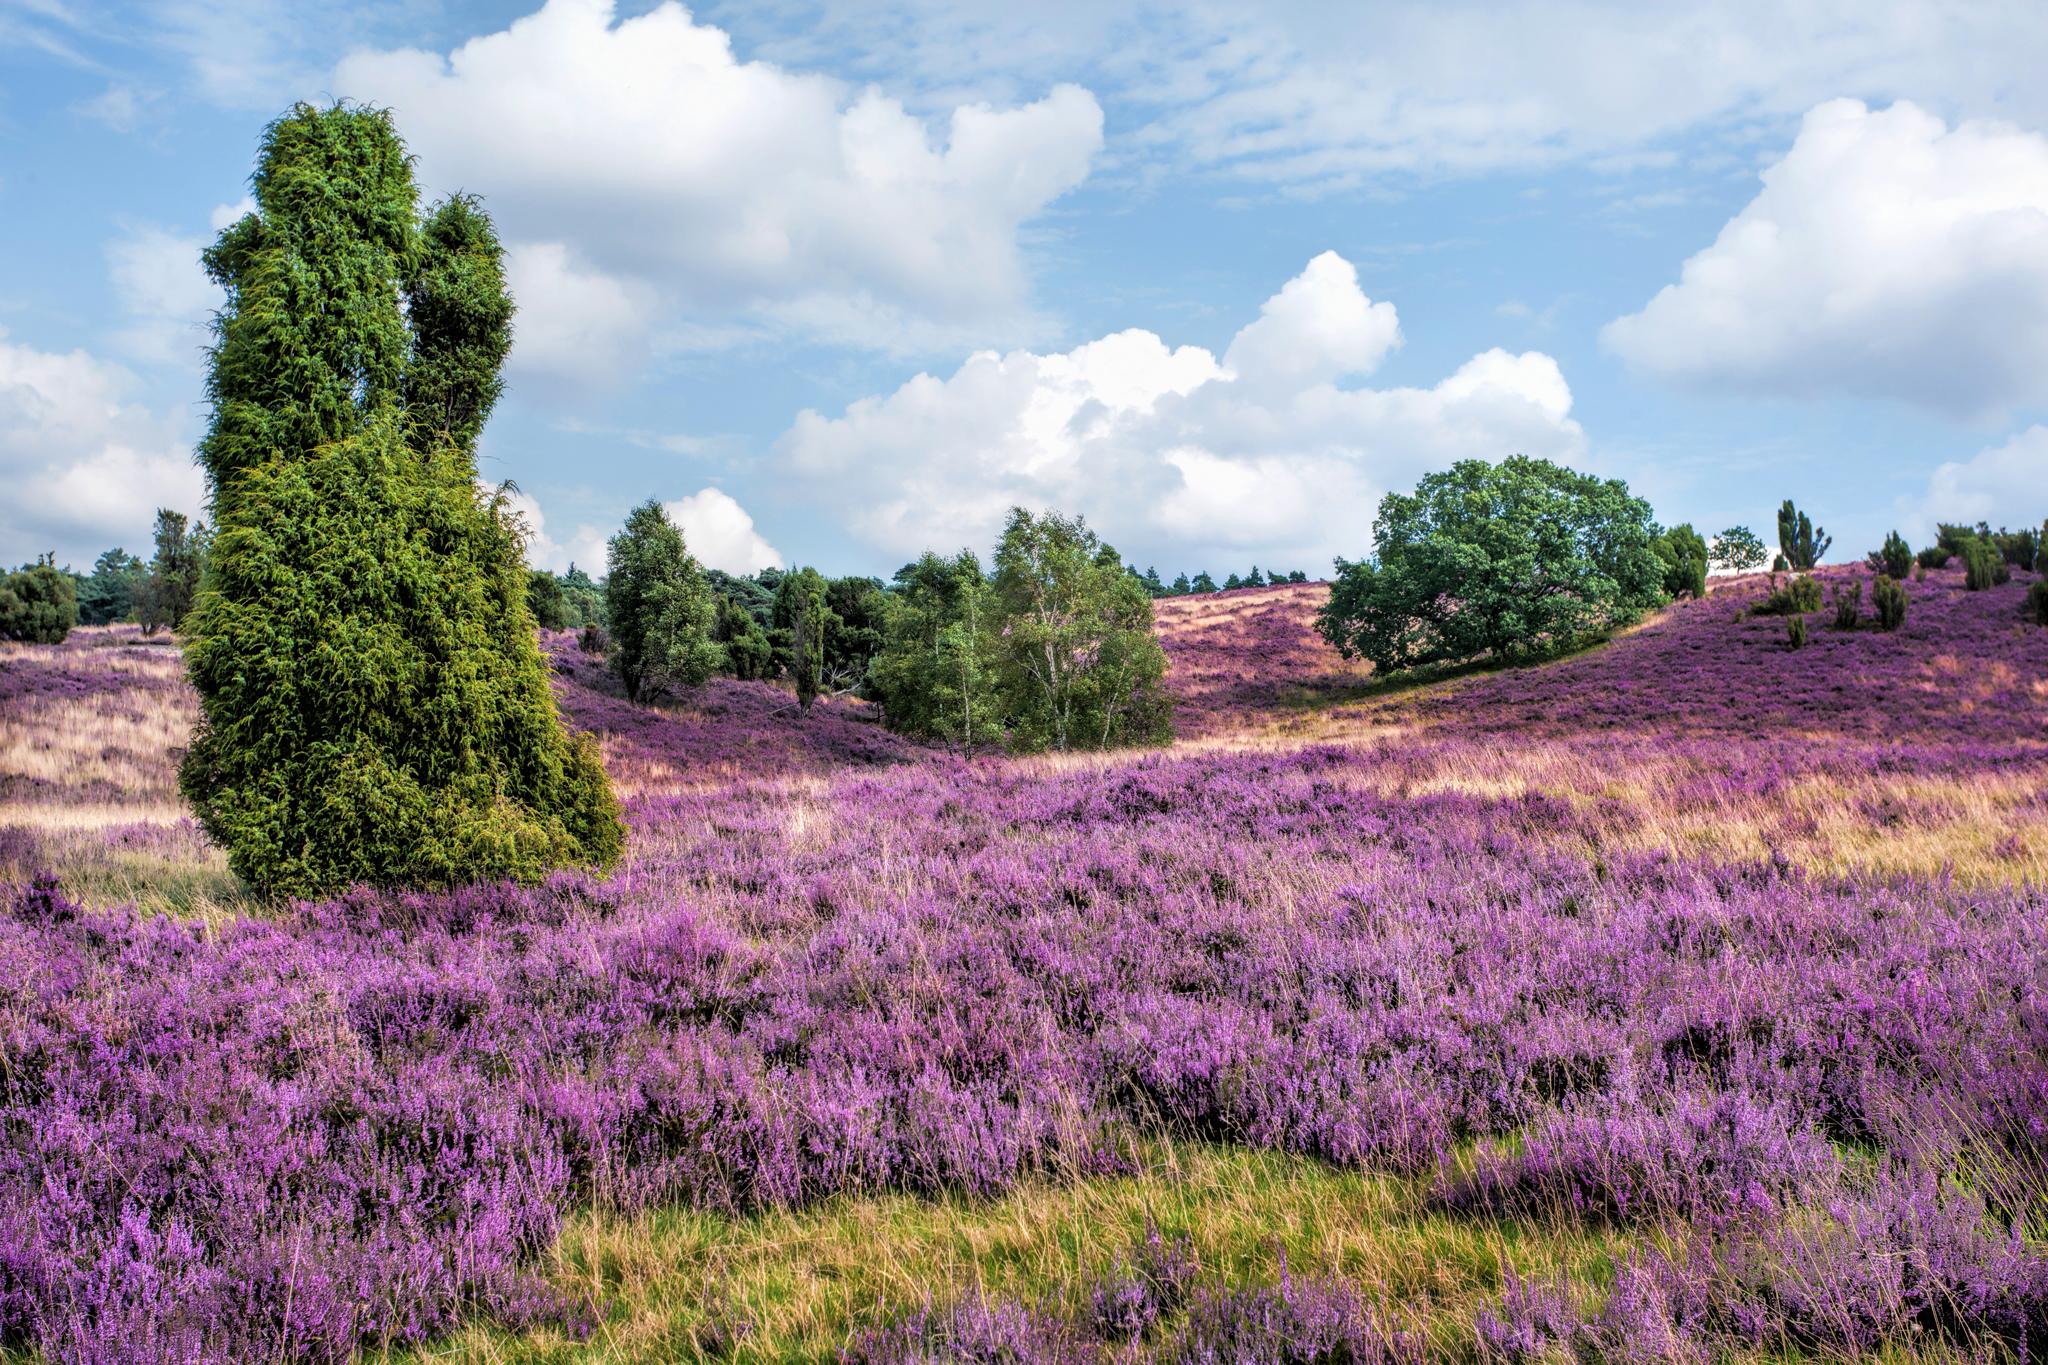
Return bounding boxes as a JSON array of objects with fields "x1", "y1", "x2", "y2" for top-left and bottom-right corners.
[{"x1": 1, "y1": 563, "x2": 2045, "y2": 1362}]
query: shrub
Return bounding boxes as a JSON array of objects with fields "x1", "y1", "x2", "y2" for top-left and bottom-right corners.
[
  {"x1": 178, "y1": 104, "x2": 623, "y2": 899},
  {"x1": 1787, "y1": 614, "x2": 1807, "y2": 648},
  {"x1": 1752, "y1": 574, "x2": 1822, "y2": 616},
  {"x1": 1772, "y1": 552, "x2": 1790, "y2": 573},
  {"x1": 1872, "y1": 575, "x2": 1907, "y2": 631},
  {"x1": 1830, "y1": 578, "x2": 1861, "y2": 630},
  {"x1": 0, "y1": 555, "x2": 78, "y2": 643},
  {"x1": 577, "y1": 622, "x2": 609, "y2": 654},
  {"x1": 1867, "y1": 531, "x2": 1912, "y2": 579},
  {"x1": 2030, "y1": 578, "x2": 2048, "y2": 626},
  {"x1": 1962, "y1": 538, "x2": 2009, "y2": 591},
  {"x1": 1320, "y1": 456, "x2": 1665, "y2": 674},
  {"x1": 1917, "y1": 545, "x2": 1950, "y2": 569}
]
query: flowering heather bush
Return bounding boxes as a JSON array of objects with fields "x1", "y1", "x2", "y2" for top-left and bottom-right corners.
[{"x1": 0, "y1": 568, "x2": 2044, "y2": 1361}]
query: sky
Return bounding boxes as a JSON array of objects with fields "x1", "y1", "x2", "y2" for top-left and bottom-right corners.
[{"x1": 3, "y1": 0, "x2": 2047, "y2": 581}]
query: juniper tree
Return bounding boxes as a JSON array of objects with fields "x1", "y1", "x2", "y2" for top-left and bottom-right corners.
[
  {"x1": 178, "y1": 103, "x2": 622, "y2": 898},
  {"x1": 1777, "y1": 500, "x2": 1831, "y2": 570},
  {"x1": 774, "y1": 567, "x2": 831, "y2": 715}
]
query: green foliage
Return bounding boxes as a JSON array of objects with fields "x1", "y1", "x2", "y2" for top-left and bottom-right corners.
[
  {"x1": 1652, "y1": 522, "x2": 1708, "y2": 599},
  {"x1": 2030, "y1": 578, "x2": 2048, "y2": 626},
  {"x1": 526, "y1": 569, "x2": 570, "y2": 630},
  {"x1": 870, "y1": 550, "x2": 1003, "y2": 751},
  {"x1": 179, "y1": 103, "x2": 622, "y2": 900},
  {"x1": 1916, "y1": 545, "x2": 1952, "y2": 570},
  {"x1": 0, "y1": 555, "x2": 78, "y2": 643},
  {"x1": 1169, "y1": 573, "x2": 1192, "y2": 596},
  {"x1": 1317, "y1": 456, "x2": 1666, "y2": 675},
  {"x1": 138, "y1": 509, "x2": 208, "y2": 634},
  {"x1": 558, "y1": 564, "x2": 605, "y2": 630},
  {"x1": 1222, "y1": 572, "x2": 1243, "y2": 590},
  {"x1": 712, "y1": 594, "x2": 774, "y2": 681},
  {"x1": 823, "y1": 575, "x2": 886, "y2": 694},
  {"x1": 1872, "y1": 574, "x2": 1907, "y2": 631},
  {"x1": 990, "y1": 508, "x2": 1172, "y2": 752},
  {"x1": 1776, "y1": 500, "x2": 1831, "y2": 570},
  {"x1": 76, "y1": 548, "x2": 146, "y2": 625},
  {"x1": 1710, "y1": 525, "x2": 1767, "y2": 573},
  {"x1": 606, "y1": 500, "x2": 722, "y2": 701},
  {"x1": 2039, "y1": 520, "x2": 2048, "y2": 574},
  {"x1": 773, "y1": 567, "x2": 830, "y2": 715},
  {"x1": 1139, "y1": 566, "x2": 1165, "y2": 596},
  {"x1": 1962, "y1": 538, "x2": 2009, "y2": 591},
  {"x1": 1830, "y1": 577, "x2": 1861, "y2": 630},
  {"x1": 1772, "y1": 552, "x2": 1789, "y2": 573},
  {"x1": 1786, "y1": 613, "x2": 1807, "y2": 648},
  {"x1": 1190, "y1": 571, "x2": 1217, "y2": 594},
  {"x1": 1868, "y1": 531, "x2": 1912, "y2": 580},
  {"x1": 1752, "y1": 574, "x2": 1823, "y2": 616}
]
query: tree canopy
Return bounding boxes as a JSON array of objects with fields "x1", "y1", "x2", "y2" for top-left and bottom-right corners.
[{"x1": 1317, "y1": 455, "x2": 1666, "y2": 675}]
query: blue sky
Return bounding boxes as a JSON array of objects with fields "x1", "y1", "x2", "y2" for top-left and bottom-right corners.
[{"x1": 4, "y1": 0, "x2": 2047, "y2": 579}]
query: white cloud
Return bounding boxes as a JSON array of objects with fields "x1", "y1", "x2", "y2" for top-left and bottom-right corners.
[
  {"x1": 1900, "y1": 426, "x2": 2048, "y2": 540},
  {"x1": 501, "y1": 242, "x2": 652, "y2": 387},
  {"x1": 0, "y1": 329, "x2": 204, "y2": 564},
  {"x1": 332, "y1": 0, "x2": 1103, "y2": 376},
  {"x1": 778, "y1": 252, "x2": 1583, "y2": 570},
  {"x1": 1222, "y1": 250, "x2": 1400, "y2": 389},
  {"x1": 664, "y1": 488, "x2": 784, "y2": 574},
  {"x1": 499, "y1": 487, "x2": 611, "y2": 577},
  {"x1": 106, "y1": 224, "x2": 218, "y2": 367},
  {"x1": 1604, "y1": 99, "x2": 2048, "y2": 416},
  {"x1": 713, "y1": 1, "x2": 2048, "y2": 187}
]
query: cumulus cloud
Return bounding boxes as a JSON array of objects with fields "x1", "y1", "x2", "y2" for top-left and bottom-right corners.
[
  {"x1": 0, "y1": 330, "x2": 204, "y2": 564},
  {"x1": 106, "y1": 224, "x2": 219, "y2": 368},
  {"x1": 664, "y1": 488, "x2": 784, "y2": 575},
  {"x1": 333, "y1": 0, "x2": 1103, "y2": 376},
  {"x1": 500, "y1": 487, "x2": 611, "y2": 577},
  {"x1": 1604, "y1": 99, "x2": 2048, "y2": 416},
  {"x1": 1899, "y1": 426, "x2": 2048, "y2": 540},
  {"x1": 778, "y1": 252, "x2": 1583, "y2": 571}
]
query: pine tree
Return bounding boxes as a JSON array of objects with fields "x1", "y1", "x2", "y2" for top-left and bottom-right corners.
[{"x1": 178, "y1": 104, "x2": 622, "y2": 898}]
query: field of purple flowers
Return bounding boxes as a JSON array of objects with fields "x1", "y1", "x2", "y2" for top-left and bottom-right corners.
[{"x1": 0, "y1": 563, "x2": 2044, "y2": 1362}]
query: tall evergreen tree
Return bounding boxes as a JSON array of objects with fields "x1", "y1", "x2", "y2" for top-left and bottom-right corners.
[
  {"x1": 178, "y1": 103, "x2": 621, "y2": 898},
  {"x1": 774, "y1": 568, "x2": 831, "y2": 715}
]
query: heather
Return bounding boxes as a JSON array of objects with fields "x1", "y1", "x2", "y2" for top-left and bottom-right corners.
[{"x1": 1, "y1": 562, "x2": 2045, "y2": 1361}]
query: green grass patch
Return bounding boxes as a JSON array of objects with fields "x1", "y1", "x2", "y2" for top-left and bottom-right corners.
[{"x1": 379, "y1": 1140, "x2": 1630, "y2": 1364}]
